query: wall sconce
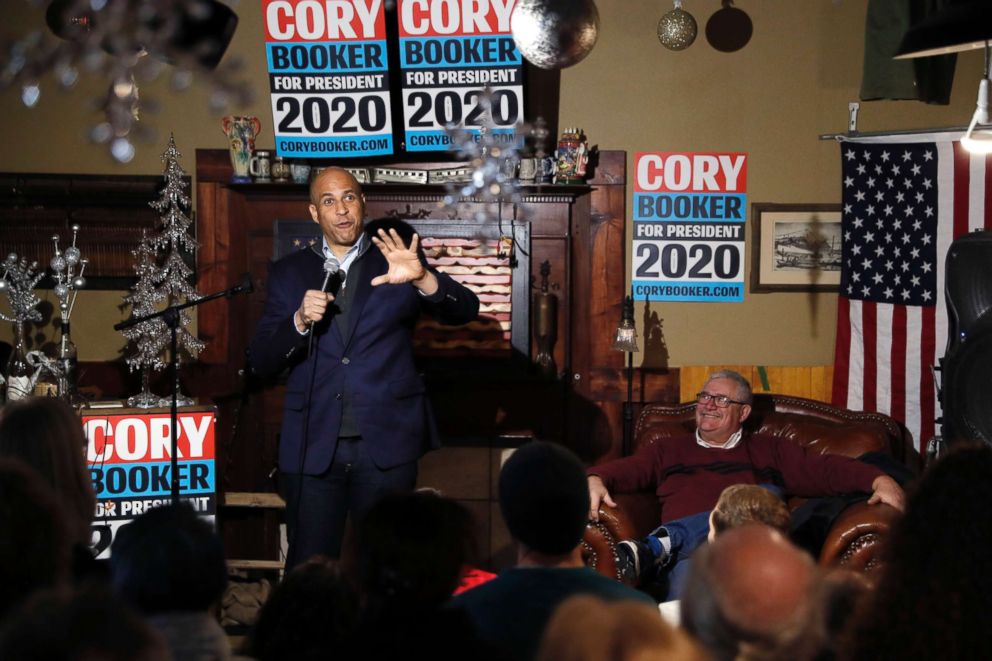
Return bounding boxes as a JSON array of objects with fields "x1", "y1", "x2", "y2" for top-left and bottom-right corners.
[{"x1": 611, "y1": 294, "x2": 639, "y2": 456}]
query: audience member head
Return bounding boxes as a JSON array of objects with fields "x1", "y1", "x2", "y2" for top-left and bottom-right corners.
[
  {"x1": 841, "y1": 442, "x2": 992, "y2": 660},
  {"x1": 499, "y1": 440, "x2": 590, "y2": 561},
  {"x1": 110, "y1": 502, "x2": 227, "y2": 615},
  {"x1": 0, "y1": 458, "x2": 72, "y2": 620},
  {"x1": 682, "y1": 523, "x2": 823, "y2": 661},
  {"x1": 815, "y1": 569, "x2": 870, "y2": 661},
  {"x1": 355, "y1": 490, "x2": 476, "y2": 613},
  {"x1": 708, "y1": 484, "x2": 791, "y2": 541},
  {"x1": 251, "y1": 557, "x2": 357, "y2": 661},
  {"x1": 537, "y1": 594, "x2": 707, "y2": 661},
  {"x1": 0, "y1": 397, "x2": 96, "y2": 545},
  {"x1": 0, "y1": 584, "x2": 169, "y2": 660}
]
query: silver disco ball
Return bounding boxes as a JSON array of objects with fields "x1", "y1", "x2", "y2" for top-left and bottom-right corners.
[{"x1": 511, "y1": 0, "x2": 600, "y2": 70}]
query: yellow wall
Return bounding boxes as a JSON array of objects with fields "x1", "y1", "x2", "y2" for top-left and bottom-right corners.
[{"x1": 0, "y1": 1, "x2": 983, "y2": 365}]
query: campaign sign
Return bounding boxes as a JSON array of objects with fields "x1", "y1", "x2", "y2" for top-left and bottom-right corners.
[
  {"x1": 632, "y1": 152, "x2": 748, "y2": 302},
  {"x1": 264, "y1": 0, "x2": 394, "y2": 158},
  {"x1": 397, "y1": 0, "x2": 523, "y2": 151},
  {"x1": 82, "y1": 409, "x2": 216, "y2": 559}
]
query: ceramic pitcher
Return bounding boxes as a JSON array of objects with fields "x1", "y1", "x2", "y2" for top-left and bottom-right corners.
[{"x1": 222, "y1": 115, "x2": 261, "y2": 183}]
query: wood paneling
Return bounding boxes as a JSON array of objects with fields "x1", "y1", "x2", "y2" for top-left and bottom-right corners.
[{"x1": 680, "y1": 366, "x2": 835, "y2": 402}]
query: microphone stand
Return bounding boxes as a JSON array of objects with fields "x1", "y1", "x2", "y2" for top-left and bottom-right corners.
[{"x1": 114, "y1": 275, "x2": 253, "y2": 506}]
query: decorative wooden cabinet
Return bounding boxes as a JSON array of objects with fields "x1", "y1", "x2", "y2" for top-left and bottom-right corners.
[{"x1": 192, "y1": 149, "x2": 677, "y2": 502}]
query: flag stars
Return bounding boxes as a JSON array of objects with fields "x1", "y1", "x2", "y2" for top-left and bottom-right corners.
[
  {"x1": 853, "y1": 217, "x2": 864, "y2": 228},
  {"x1": 886, "y1": 178, "x2": 895, "y2": 188},
  {"x1": 873, "y1": 272, "x2": 884, "y2": 284},
  {"x1": 867, "y1": 176, "x2": 876, "y2": 188},
  {"x1": 915, "y1": 192, "x2": 924, "y2": 203},
  {"x1": 844, "y1": 176, "x2": 855, "y2": 187},
  {"x1": 922, "y1": 261, "x2": 932, "y2": 273},
  {"x1": 857, "y1": 163, "x2": 867, "y2": 175},
  {"x1": 883, "y1": 204, "x2": 894, "y2": 216},
  {"x1": 884, "y1": 287, "x2": 894, "y2": 298},
  {"x1": 864, "y1": 230, "x2": 875, "y2": 242},
  {"x1": 895, "y1": 191, "x2": 905, "y2": 203},
  {"x1": 891, "y1": 164, "x2": 901, "y2": 176},
  {"x1": 901, "y1": 289, "x2": 911, "y2": 300},
  {"x1": 923, "y1": 178, "x2": 933, "y2": 189},
  {"x1": 881, "y1": 150, "x2": 891, "y2": 162},
  {"x1": 862, "y1": 285, "x2": 872, "y2": 297},
  {"x1": 861, "y1": 258, "x2": 873, "y2": 270},
  {"x1": 911, "y1": 163, "x2": 921, "y2": 175},
  {"x1": 885, "y1": 260, "x2": 894, "y2": 271},
  {"x1": 922, "y1": 290, "x2": 932, "y2": 301},
  {"x1": 875, "y1": 164, "x2": 884, "y2": 175},
  {"x1": 855, "y1": 190, "x2": 866, "y2": 202},
  {"x1": 852, "y1": 244, "x2": 863, "y2": 256},
  {"x1": 924, "y1": 206, "x2": 934, "y2": 217},
  {"x1": 911, "y1": 275, "x2": 921, "y2": 287},
  {"x1": 846, "y1": 149, "x2": 857, "y2": 160},
  {"x1": 844, "y1": 203, "x2": 853, "y2": 214},
  {"x1": 902, "y1": 150, "x2": 912, "y2": 161},
  {"x1": 875, "y1": 191, "x2": 885, "y2": 202},
  {"x1": 923, "y1": 150, "x2": 933, "y2": 160},
  {"x1": 921, "y1": 233, "x2": 932, "y2": 245},
  {"x1": 910, "y1": 246, "x2": 920, "y2": 259},
  {"x1": 903, "y1": 178, "x2": 913, "y2": 189},
  {"x1": 912, "y1": 219, "x2": 922, "y2": 231}
]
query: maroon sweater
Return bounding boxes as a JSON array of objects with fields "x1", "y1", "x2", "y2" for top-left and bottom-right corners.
[{"x1": 588, "y1": 433, "x2": 883, "y2": 523}]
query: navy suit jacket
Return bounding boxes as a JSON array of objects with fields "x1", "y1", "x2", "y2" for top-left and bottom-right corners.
[{"x1": 249, "y1": 234, "x2": 479, "y2": 475}]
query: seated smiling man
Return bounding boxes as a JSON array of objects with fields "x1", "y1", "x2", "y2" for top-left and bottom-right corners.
[{"x1": 587, "y1": 370, "x2": 905, "y2": 599}]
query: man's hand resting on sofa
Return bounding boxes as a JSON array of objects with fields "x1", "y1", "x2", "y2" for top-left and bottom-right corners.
[
  {"x1": 867, "y1": 474, "x2": 905, "y2": 511},
  {"x1": 587, "y1": 475, "x2": 617, "y2": 522}
]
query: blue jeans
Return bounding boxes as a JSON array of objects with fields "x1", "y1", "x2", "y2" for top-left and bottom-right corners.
[
  {"x1": 280, "y1": 436, "x2": 417, "y2": 570},
  {"x1": 648, "y1": 511, "x2": 711, "y2": 601}
]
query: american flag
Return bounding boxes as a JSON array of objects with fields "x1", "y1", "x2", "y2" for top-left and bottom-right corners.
[{"x1": 832, "y1": 139, "x2": 992, "y2": 460}]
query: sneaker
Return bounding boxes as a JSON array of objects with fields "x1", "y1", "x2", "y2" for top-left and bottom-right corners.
[{"x1": 615, "y1": 540, "x2": 641, "y2": 584}]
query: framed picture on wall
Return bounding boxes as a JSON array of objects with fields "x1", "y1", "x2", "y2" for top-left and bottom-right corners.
[{"x1": 750, "y1": 203, "x2": 843, "y2": 293}]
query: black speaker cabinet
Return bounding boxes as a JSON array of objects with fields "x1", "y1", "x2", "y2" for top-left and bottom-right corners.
[{"x1": 942, "y1": 231, "x2": 992, "y2": 445}]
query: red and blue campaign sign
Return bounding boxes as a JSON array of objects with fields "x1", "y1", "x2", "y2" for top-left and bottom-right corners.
[
  {"x1": 263, "y1": 0, "x2": 394, "y2": 158},
  {"x1": 82, "y1": 408, "x2": 216, "y2": 559},
  {"x1": 632, "y1": 152, "x2": 748, "y2": 303},
  {"x1": 397, "y1": 0, "x2": 523, "y2": 151}
]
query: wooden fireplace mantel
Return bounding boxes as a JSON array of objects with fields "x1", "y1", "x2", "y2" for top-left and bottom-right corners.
[{"x1": 193, "y1": 148, "x2": 677, "y2": 475}]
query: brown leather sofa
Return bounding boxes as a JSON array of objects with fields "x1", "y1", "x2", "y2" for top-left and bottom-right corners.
[{"x1": 581, "y1": 394, "x2": 915, "y2": 581}]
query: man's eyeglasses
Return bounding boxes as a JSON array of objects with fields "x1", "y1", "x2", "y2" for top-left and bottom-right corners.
[{"x1": 695, "y1": 392, "x2": 747, "y2": 408}]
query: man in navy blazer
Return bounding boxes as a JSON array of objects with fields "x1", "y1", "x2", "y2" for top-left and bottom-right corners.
[{"x1": 249, "y1": 167, "x2": 479, "y2": 569}]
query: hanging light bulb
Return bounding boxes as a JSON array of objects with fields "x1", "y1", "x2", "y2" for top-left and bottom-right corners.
[
  {"x1": 658, "y1": 0, "x2": 697, "y2": 51},
  {"x1": 962, "y1": 44, "x2": 992, "y2": 154}
]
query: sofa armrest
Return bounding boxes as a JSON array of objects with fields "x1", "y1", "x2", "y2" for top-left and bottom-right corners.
[
  {"x1": 818, "y1": 501, "x2": 899, "y2": 575},
  {"x1": 581, "y1": 493, "x2": 660, "y2": 581}
]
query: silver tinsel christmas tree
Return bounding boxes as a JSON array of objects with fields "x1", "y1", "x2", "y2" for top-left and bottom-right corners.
[
  {"x1": 120, "y1": 134, "x2": 204, "y2": 407},
  {"x1": 120, "y1": 230, "x2": 168, "y2": 407}
]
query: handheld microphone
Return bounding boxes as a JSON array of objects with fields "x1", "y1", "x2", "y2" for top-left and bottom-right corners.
[{"x1": 321, "y1": 256, "x2": 341, "y2": 293}]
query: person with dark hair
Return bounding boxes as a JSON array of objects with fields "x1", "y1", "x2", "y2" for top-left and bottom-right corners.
[
  {"x1": 250, "y1": 557, "x2": 358, "y2": 661},
  {"x1": 0, "y1": 584, "x2": 169, "y2": 661},
  {"x1": 450, "y1": 441, "x2": 654, "y2": 661},
  {"x1": 588, "y1": 370, "x2": 904, "y2": 598},
  {"x1": 681, "y1": 523, "x2": 825, "y2": 661},
  {"x1": 840, "y1": 442, "x2": 992, "y2": 660},
  {"x1": 0, "y1": 458, "x2": 72, "y2": 621},
  {"x1": 249, "y1": 166, "x2": 479, "y2": 570},
  {"x1": 0, "y1": 397, "x2": 97, "y2": 549},
  {"x1": 346, "y1": 490, "x2": 505, "y2": 660},
  {"x1": 109, "y1": 502, "x2": 232, "y2": 660}
]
